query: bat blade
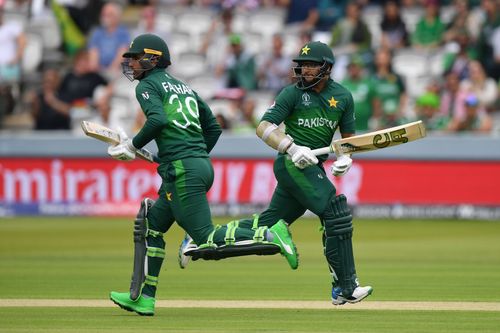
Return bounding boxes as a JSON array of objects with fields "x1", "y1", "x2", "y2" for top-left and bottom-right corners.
[
  {"x1": 312, "y1": 120, "x2": 426, "y2": 156},
  {"x1": 81, "y1": 121, "x2": 157, "y2": 163}
]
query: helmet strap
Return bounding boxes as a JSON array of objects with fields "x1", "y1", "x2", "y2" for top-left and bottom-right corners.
[{"x1": 293, "y1": 61, "x2": 332, "y2": 90}]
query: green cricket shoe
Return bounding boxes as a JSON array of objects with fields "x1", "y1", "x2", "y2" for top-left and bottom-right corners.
[
  {"x1": 269, "y1": 220, "x2": 299, "y2": 270},
  {"x1": 109, "y1": 291, "x2": 155, "y2": 316}
]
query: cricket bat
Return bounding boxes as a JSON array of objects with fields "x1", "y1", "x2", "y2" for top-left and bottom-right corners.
[
  {"x1": 312, "y1": 120, "x2": 426, "y2": 156},
  {"x1": 81, "y1": 121, "x2": 158, "y2": 163}
]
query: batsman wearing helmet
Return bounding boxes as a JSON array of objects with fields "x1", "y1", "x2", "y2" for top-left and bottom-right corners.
[
  {"x1": 108, "y1": 34, "x2": 298, "y2": 316},
  {"x1": 181, "y1": 41, "x2": 373, "y2": 305}
]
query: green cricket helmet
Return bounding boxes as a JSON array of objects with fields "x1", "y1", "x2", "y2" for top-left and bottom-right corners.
[
  {"x1": 122, "y1": 34, "x2": 171, "y2": 81},
  {"x1": 292, "y1": 41, "x2": 335, "y2": 90}
]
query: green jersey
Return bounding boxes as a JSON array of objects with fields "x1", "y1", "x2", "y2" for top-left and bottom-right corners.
[
  {"x1": 371, "y1": 73, "x2": 405, "y2": 117},
  {"x1": 132, "y1": 68, "x2": 221, "y2": 163},
  {"x1": 262, "y1": 79, "x2": 355, "y2": 157},
  {"x1": 341, "y1": 78, "x2": 375, "y2": 131}
]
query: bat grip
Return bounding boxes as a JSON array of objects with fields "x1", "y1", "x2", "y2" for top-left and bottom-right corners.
[{"x1": 312, "y1": 146, "x2": 334, "y2": 156}]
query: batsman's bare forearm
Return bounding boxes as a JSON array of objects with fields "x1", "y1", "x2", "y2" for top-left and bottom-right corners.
[{"x1": 256, "y1": 121, "x2": 293, "y2": 153}]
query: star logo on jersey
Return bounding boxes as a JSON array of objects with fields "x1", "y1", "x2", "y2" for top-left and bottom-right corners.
[
  {"x1": 328, "y1": 96, "x2": 338, "y2": 108},
  {"x1": 166, "y1": 192, "x2": 172, "y2": 201},
  {"x1": 301, "y1": 45, "x2": 311, "y2": 55}
]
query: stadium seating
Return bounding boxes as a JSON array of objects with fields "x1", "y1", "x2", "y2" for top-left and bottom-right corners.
[{"x1": 169, "y1": 51, "x2": 208, "y2": 80}]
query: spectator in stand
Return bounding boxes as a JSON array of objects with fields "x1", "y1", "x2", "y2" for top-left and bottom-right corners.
[
  {"x1": 0, "y1": 6, "x2": 26, "y2": 119},
  {"x1": 340, "y1": 55, "x2": 376, "y2": 132},
  {"x1": 278, "y1": 0, "x2": 319, "y2": 33},
  {"x1": 448, "y1": 94, "x2": 493, "y2": 133},
  {"x1": 131, "y1": 5, "x2": 169, "y2": 41},
  {"x1": 415, "y1": 91, "x2": 449, "y2": 131},
  {"x1": 30, "y1": 50, "x2": 108, "y2": 130},
  {"x1": 329, "y1": 2, "x2": 372, "y2": 55},
  {"x1": 29, "y1": 68, "x2": 71, "y2": 130},
  {"x1": 257, "y1": 34, "x2": 292, "y2": 93},
  {"x1": 299, "y1": 29, "x2": 313, "y2": 46},
  {"x1": 220, "y1": 0, "x2": 261, "y2": 11},
  {"x1": 229, "y1": 95, "x2": 258, "y2": 134},
  {"x1": 59, "y1": 50, "x2": 108, "y2": 106},
  {"x1": 380, "y1": 0, "x2": 409, "y2": 50},
  {"x1": 87, "y1": 2, "x2": 130, "y2": 78},
  {"x1": 457, "y1": 60, "x2": 498, "y2": 113},
  {"x1": 215, "y1": 34, "x2": 258, "y2": 91},
  {"x1": 443, "y1": 0, "x2": 475, "y2": 44},
  {"x1": 371, "y1": 47, "x2": 407, "y2": 128},
  {"x1": 439, "y1": 71, "x2": 462, "y2": 119},
  {"x1": 443, "y1": 30, "x2": 477, "y2": 81},
  {"x1": 55, "y1": 0, "x2": 104, "y2": 35},
  {"x1": 476, "y1": 0, "x2": 500, "y2": 80},
  {"x1": 80, "y1": 84, "x2": 139, "y2": 135},
  {"x1": 200, "y1": 8, "x2": 235, "y2": 68},
  {"x1": 315, "y1": 0, "x2": 347, "y2": 32},
  {"x1": 215, "y1": 113, "x2": 230, "y2": 130},
  {"x1": 411, "y1": 0, "x2": 445, "y2": 49}
]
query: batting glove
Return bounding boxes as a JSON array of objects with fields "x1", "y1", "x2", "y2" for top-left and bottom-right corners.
[
  {"x1": 107, "y1": 128, "x2": 136, "y2": 161},
  {"x1": 287, "y1": 143, "x2": 318, "y2": 169},
  {"x1": 331, "y1": 154, "x2": 352, "y2": 177}
]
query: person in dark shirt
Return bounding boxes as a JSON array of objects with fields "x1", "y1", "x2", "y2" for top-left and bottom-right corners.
[
  {"x1": 30, "y1": 51, "x2": 107, "y2": 130},
  {"x1": 58, "y1": 50, "x2": 108, "y2": 106}
]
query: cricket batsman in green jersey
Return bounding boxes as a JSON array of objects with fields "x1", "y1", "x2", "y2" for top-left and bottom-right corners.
[
  {"x1": 107, "y1": 34, "x2": 298, "y2": 316},
  {"x1": 181, "y1": 41, "x2": 373, "y2": 305}
]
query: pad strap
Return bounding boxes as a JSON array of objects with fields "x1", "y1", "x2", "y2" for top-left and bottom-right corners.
[
  {"x1": 147, "y1": 246, "x2": 166, "y2": 258},
  {"x1": 145, "y1": 275, "x2": 158, "y2": 287},
  {"x1": 224, "y1": 225, "x2": 237, "y2": 245},
  {"x1": 226, "y1": 220, "x2": 239, "y2": 228},
  {"x1": 253, "y1": 226, "x2": 268, "y2": 242},
  {"x1": 252, "y1": 214, "x2": 260, "y2": 230},
  {"x1": 199, "y1": 225, "x2": 221, "y2": 248},
  {"x1": 147, "y1": 229, "x2": 163, "y2": 238}
]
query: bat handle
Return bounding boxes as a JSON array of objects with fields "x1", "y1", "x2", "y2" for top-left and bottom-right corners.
[{"x1": 311, "y1": 146, "x2": 335, "y2": 157}]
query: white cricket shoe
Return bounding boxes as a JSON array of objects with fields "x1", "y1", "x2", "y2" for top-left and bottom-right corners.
[
  {"x1": 178, "y1": 234, "x2": 196, "y2": 269},
  {"x1": 331, "y1": 285, "x2": 373, "y2": 305}
]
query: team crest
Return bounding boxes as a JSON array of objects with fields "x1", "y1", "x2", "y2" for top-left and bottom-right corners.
[
  {"x1": 301, "y1": 93, "x2": 311, "y2": 106},
  {"x1": 328, "y1": 96, "x2": 338, "y2": 108}
]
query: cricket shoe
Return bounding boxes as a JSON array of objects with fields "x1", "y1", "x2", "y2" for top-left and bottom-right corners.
[
  {"x1": 110, "y1": 291, "x2": 155, "y2": 316},
  {"x1": 331, "y1": 285, "x2": 373, "y2": 305},
  {"x1": 269, "y1": 220, "x2": 299, "y2": 270},
  {"x1": 178, "y1": 233, "x2": 197, "y2": 269}
]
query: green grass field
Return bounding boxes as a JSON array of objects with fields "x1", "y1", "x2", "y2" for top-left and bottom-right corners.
[{"x1": 1, "y1": 216, "x2": 500, "y2": 332}]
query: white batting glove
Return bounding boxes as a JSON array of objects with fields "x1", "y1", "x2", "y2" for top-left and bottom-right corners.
[
  {"x1": 107, "y1": 128, "x2": 136, "y2": 161},
  {"x1": 331, "y1": 154, "x2": 352, "y2": 177},
  {"x1": 287, "y1": 143, "x2": 318, "y2": 169}
]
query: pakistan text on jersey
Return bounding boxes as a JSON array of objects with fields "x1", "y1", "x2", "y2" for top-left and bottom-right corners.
[
  {"x1": 298, "y1": 118, "x2": 337, "y2": 129},
  {"x1": 161, "y1": 81, "x2": 193, "y2": 96}
]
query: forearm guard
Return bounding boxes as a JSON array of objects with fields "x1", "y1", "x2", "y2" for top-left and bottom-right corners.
[{"x1": 256, "y1": 121, "x2": 293, "y2": 154}]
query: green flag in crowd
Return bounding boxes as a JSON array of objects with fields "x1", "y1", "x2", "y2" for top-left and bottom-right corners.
[{"x1": 51, "y1": 0, "x2": 86, "y2": 56}]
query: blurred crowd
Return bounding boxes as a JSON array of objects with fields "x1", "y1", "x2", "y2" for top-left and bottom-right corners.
[{"x1": 0, "y1": 0, "x2": 499, "y2": 135}]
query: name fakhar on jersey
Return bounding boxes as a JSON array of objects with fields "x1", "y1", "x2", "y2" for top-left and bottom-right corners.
[
  {"x1": 298, "y1": 117, "x2": 337, "y2": 129},
  {"x1": 161, "y1": 80, "x2": 193, "y2": 96}
]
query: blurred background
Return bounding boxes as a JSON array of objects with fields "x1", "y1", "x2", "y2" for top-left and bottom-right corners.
[{"x1": 0, "y1": 0, "x2": 499, "y2": 219}]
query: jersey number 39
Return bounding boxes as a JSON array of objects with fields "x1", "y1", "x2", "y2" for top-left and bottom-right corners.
[{"x1": 169, "y1": 94, "x2": 201, "y2": 130}]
